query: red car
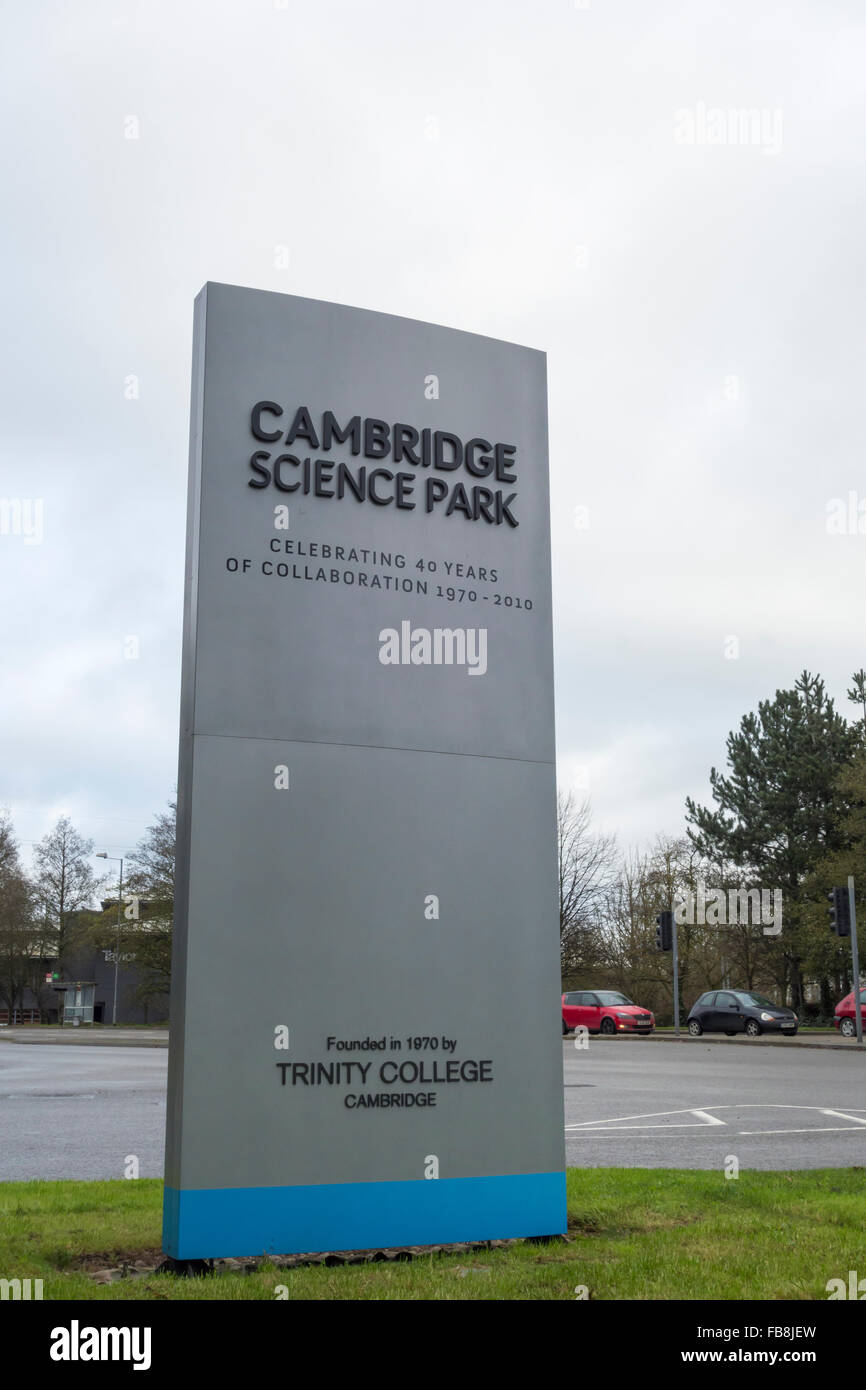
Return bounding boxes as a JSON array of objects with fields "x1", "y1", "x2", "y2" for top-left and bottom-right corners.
[
  {"x1": 834, "y1": 985, "x2": 866, "y2": 1038},
  {"x1": 562, "y1": 990, "x2": 654, "y2": 1036}
]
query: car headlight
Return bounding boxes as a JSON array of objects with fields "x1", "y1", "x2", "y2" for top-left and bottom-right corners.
[
  {"x1": 615, "y1": 1012, "x2": 631, "y2": 1019},
  {"x1": 759, "y1": 1012, "x2": 775, "y2": 1021}
]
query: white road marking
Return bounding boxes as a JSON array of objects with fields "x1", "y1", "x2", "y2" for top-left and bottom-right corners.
[
  {"x1": 566, "y1": 1105, "x2": 730, "y2": 1130},
  {"x1": 737, "y1": 1106, "x2": 866, "y2": 1135},
  {"x1": 737, "y1": 1126, "x2": 866, "y2": 1135},
  {"x1": 566, "y1": 1102, "x2": 866, "y2": 1135}
]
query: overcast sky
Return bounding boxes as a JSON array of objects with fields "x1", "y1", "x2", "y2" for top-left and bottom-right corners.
[{"x1": 1, "y1": 0, "x2": 864, "y2": 880}]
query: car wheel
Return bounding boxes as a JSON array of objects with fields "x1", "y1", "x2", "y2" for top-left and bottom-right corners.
[
  {"x1": 600, "y1": 1017, "x2": 616, "y2": 1035},
  {"x1": 688, "y1": 1019, "x2": 702, "y2": 1036},
  {"x1": 745, "y1": 1019, "x2": 761, "y2": 1037},
  {"x1": 562, "y1": 1018, "x2": 569, "y2": 1036},
  {"x1": 840, "y1": 1017, "x2": 856, "y2": 1038}
]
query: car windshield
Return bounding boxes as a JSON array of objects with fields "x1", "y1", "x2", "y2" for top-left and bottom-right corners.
[
  {"x1": 595, "y1": 992, "x2": 633, "y2": 1006},
  {"x1": 734, "y1": 992, "x2": 779, "y2": 1009}
]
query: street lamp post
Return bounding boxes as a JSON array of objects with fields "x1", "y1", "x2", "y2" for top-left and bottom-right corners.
[{"x1": 96, "y1": 853, "x2": 123, "y2": 1026}]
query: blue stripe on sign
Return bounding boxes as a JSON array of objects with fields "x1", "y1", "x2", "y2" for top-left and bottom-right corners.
[{"x1": 162, "y1": 1171, "x2": 566, "y2": 1259}]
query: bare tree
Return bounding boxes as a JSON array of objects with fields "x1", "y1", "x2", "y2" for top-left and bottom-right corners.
[
  {"x1": 595, "y1": 836, "x2": 726, "y2": 1020},
  {"x1": 558, "y1": 791, "x2": 617, "y2": 980},
  {"x1": 32, "y1": 816, "x2": 102, "y2": 966},
  {"x1": 597, "y1": 850, "x2": 657, "y2": 995},
  {"x1": 0, "y1": 812, "x2": 42, "y2": 1017},
  {"x1": 117, "y1": 800, "x2": 175, "y2": 1006}
]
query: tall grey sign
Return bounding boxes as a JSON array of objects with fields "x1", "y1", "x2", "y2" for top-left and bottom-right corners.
[{"x1": 163, "y1": 283, "x2": 565, "y2": 1258}]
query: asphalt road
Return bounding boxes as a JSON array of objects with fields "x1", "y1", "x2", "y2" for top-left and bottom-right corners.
[
  {"x1": 0, "y1": 1045, "x2": 167, "y2": 1181},
  {"x1": 565, "y1": 1037, "x2": 866, "y2": 1169},
  {"x1": 1, "y1": 1040, "x2": 864, "y2": 1180}
]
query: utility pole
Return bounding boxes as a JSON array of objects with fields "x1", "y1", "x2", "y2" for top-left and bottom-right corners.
[
  {"x1": 848, "y1": 876, "x2": 862, "y2": 1045},
  {"x1": 672, "y1": 911, "x2": 680, "y2": 1037},
  {"x1": 656, "y1": 909, "x2": 679, "y2": 1035},
  {"x1": 97, "y1": 853, "x2": 123, "y2": 1026}
]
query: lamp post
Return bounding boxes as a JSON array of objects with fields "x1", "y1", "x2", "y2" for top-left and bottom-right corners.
[{"x1": 96, "y1": 853, "x2": 123, "y2": 1026}]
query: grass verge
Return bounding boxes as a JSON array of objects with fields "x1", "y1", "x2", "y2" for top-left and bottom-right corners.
[{"x1": 0, "y1": 1168, "x2": 862, "y2": 1300}]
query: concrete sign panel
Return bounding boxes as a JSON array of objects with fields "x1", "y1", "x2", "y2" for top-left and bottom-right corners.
[{"x1": 162, "y1": 283, "x2": 565, "y2": 1258}]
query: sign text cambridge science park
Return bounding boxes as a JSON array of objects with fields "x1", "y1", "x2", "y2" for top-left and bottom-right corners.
[{"x1": 163, "y1": 284, "x2": 565, "y2": 1258}]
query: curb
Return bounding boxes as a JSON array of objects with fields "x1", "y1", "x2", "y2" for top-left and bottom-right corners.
[
  {"x1": 567, "y1": 1032, "x2": 862, "y2": 1053},
  {"x1": 0, "y1": 1032, "x2": 169, "y2": 1048}
]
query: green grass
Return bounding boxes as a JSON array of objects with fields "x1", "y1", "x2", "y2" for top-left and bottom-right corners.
[{"x1": 1, "y1": 1169, "x2": 863, "y2": 1299}]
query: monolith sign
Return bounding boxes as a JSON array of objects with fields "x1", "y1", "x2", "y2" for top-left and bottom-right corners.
[{"x1": 162, "y1": 283, "x2": 565, "y2": 1258}]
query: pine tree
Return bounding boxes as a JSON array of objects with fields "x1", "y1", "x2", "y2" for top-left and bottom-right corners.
[
  {"x1": 685, "y1": 671, "x2": 859, "y2": 1008},
  {"x1": 847, "y1": 669, "x2": 866, "y2": 733}
]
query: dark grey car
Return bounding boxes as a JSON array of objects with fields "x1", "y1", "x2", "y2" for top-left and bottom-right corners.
[{"x1": 687, "y1": 989, "x2": 798, "y2": 1037}]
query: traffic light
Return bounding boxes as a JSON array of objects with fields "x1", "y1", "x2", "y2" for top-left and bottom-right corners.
[
  {"x1": 828, "y1": 887, "x2": 851, "y2": 937},
  {"x1": 656, "y1": 910, "x2": 673, "y2": 951}
]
